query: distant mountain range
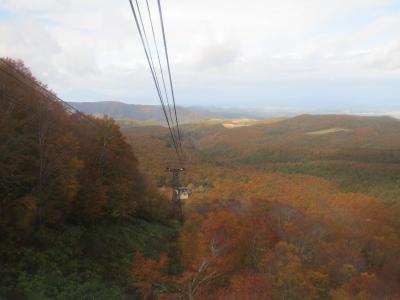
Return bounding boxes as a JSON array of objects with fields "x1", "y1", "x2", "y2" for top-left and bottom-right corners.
[
  {"x1": 69, "y1": 101, "x2": 400, "y2": 124},
  {"x1": 68, "y1": 101, "x2": 218, "y2": 123},
  {"x1": 68, "y1": 101, "x2": 303, "y2": 123}
]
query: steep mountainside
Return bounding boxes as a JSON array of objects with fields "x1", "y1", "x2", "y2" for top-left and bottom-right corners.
[{"x1": 0, "y1": 59, "x2": 176, "y2": 299}]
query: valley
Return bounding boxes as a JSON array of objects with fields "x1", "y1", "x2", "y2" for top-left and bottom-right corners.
[{"x1": 123, "y1": 115, "x2": 400, "y2": 205}]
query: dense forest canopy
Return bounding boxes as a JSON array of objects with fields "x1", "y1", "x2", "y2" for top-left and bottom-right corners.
[
  {"x1": 0, "y1": 58, "x2": 170, "y2": 229},
  {"x1": 123, "y1": 116, "x2": 400, "y2": 299}
]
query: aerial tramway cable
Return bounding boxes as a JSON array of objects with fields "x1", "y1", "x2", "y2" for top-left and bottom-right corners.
[
  {"x1": 156, "y1": 0, "x2": 183, "y2": 154},
  {"x1": 127, "y1": 1, "x2": 188, "y2": 223},
  {"x1": 134, "y1": 0, "x2": 175, "y2": 137},
  {"x1": 128, "y1": 0, "x2": 182, "y2": 160},
  {"x1": 128, "y1": 0, "x2": 185, "y2": 162},
  {"x1": 0, "y1": 59, "x2": 96, "y2": 126},
  {"x1": 144, "y1": 0, "x2": 178, "y2": 147}
]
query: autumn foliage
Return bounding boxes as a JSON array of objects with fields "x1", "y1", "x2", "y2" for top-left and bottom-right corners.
[
  {"x1": 0, "y1": 58, "x2": 169, "y2": 234},
  {"x1": 2, "y1": 58, "x2": 400, "y2": 299},
  {"x1": 127, "y1": 123, "x2": 400, "y2": 299},
  {"x1": 132, "y1": 192, "x2": 400, "y2": 299}
]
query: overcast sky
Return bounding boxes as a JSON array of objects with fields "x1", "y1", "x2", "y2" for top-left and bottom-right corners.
[{"x1": 0, "y1": 0, "x2": 400, "y2": 112}]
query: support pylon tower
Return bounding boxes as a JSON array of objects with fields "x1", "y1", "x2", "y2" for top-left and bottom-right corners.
[{"x1": 166, "y1": 167, "x2": 184, "y2": 224}]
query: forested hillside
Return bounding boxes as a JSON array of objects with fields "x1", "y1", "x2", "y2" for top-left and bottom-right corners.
[
  {"x1": 122, "y1": 118, "x2": 400, "y2": 299},
  {"x1": 0, "y1": 59, "x2": 177, "y2": 299},
  {"x1": 182, "y1": 116, "x2": 400, "y2": 204},
  {"x1": 123, "y1": 116, "x2": 400, "y2": 204}
]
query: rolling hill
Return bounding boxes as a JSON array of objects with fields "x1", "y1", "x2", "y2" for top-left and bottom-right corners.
[{"x1": 185, "y1": 114, "x2": 400, "y2": 161}]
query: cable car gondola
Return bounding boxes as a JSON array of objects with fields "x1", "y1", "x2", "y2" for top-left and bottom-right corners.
[{"x1": 176, "y1": 187, "x2": 192, "y2": 201}]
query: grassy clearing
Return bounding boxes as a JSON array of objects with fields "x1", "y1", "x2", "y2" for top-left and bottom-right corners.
[
  {"x1": 221, "y1": 117, "x2": 287, "y2": 128},
  {"x1": 306, "y1": 128, "x2": 352, "y2": 135},
  {"x1": 307, "y1": 128, "x2": 351, "y2": 135}
]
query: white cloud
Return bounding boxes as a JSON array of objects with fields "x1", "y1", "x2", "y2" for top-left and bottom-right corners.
[
  {"x1": 0, "y1": 0, "x2": 399, "y2": 106},
  {"x1": 194, "y1": 36, "x2": 240, "y2": 71},
  {"x1": 365, "y1": 41, "x2": 400, "y2": 70}
]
